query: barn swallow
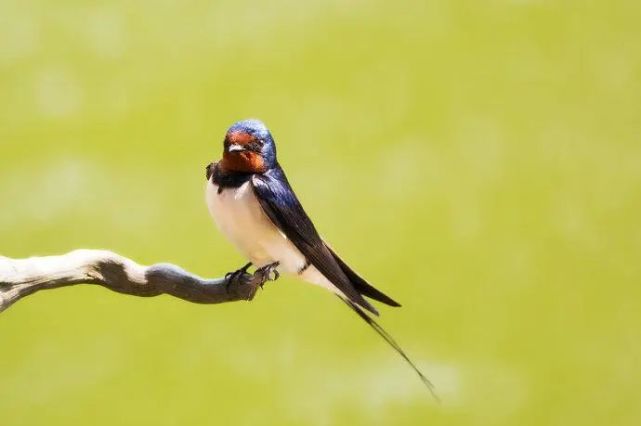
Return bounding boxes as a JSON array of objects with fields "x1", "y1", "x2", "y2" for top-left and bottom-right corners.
[{"x1": 205, "y1": 119, "x2": 437, "y2": 398}]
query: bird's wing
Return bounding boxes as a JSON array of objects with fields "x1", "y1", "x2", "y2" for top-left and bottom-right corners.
[{"x1": 251, "y1": 166, "x2": 379, "y2": 315}]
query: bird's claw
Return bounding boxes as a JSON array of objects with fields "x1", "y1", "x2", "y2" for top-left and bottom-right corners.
[
  {"x1": 224, "y1": 261, "x2": 280, "y2": 294},
  {"x1": 255, "y1": 261, "x2": 280, "y2": 288}
]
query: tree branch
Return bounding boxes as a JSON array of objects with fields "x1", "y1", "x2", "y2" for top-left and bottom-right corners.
[{"x1": 0, "y1": 249, "x2": 271, "y2": 313}]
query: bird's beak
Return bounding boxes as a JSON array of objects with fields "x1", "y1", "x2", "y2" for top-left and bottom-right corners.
[{"x1": 228, "y1": 144, "x2": 245, "y2": 153}]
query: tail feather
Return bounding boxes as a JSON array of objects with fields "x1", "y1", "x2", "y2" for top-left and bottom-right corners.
[
  {"x1": 327, "y1": 246, "x2": 402, "y2": 307},
  {"x1": 340, "y1": 297, "x2": 439, "y2": 401}
]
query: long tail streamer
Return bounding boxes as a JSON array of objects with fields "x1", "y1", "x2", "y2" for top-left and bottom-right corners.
[{"x1": 340, "y1": 297, "x2": 440, "y2": 402}]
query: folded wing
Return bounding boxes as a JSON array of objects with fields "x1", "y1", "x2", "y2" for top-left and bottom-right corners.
[{"x1": 251, "y1": 167, "x2": 399, "y2": 315}]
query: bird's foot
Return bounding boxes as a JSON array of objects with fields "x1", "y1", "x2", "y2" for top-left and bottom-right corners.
[
  {"x1": 225, "y1": 262, "x2": 253, "y2": 292},
  {"x1": 254, "y1": 261, "x2": 280, "y2": 288}
]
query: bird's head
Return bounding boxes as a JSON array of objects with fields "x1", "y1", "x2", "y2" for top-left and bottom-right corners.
[{"x1": 220, "y1": 119, "x2": 276, "y2": 174}]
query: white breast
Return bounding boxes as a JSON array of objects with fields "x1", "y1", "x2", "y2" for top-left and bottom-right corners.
[
  {"x1": 205, "y1": 178, "x2": 339, "y2": 294},
  {"x1": 205, "y1": 179, "x2": 302, "y2": 271}
]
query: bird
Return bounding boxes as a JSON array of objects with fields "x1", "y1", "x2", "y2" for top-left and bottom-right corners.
[{"x1": 205, "y1": 118, "x2": 437, "y2": 399}]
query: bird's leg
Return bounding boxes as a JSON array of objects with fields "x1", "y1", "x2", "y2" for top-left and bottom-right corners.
[
  {"x1": 224, "y1": 262, "x2": 253, "y2": 292},
  {"x1": 255, "y1": 261, "x2": 280, "y2": 288}
]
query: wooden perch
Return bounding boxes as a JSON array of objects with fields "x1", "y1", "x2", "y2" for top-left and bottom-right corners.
[{"x1": 0, "y1": 249, "x2": 273, "y2": 313}]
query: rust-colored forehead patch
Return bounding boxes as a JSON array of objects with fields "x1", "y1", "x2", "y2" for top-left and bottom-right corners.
[{"x1": 226, "y1": 131, "x2": 255, "y2": 145}]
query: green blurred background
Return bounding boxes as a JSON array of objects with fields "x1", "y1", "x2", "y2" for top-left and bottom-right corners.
[{"x1": 1, "y1": 1, "x2": 640, "y2": 425}]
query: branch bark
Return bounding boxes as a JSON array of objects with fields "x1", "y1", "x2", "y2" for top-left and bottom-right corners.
[{"x1": 0, "y1": 249, "x2": 271, "y2": 313}]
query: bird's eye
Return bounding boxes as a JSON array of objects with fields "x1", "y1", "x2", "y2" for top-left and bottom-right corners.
[{"x1": 248, "y1": 139, "x2": 264, "y2": 152}]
